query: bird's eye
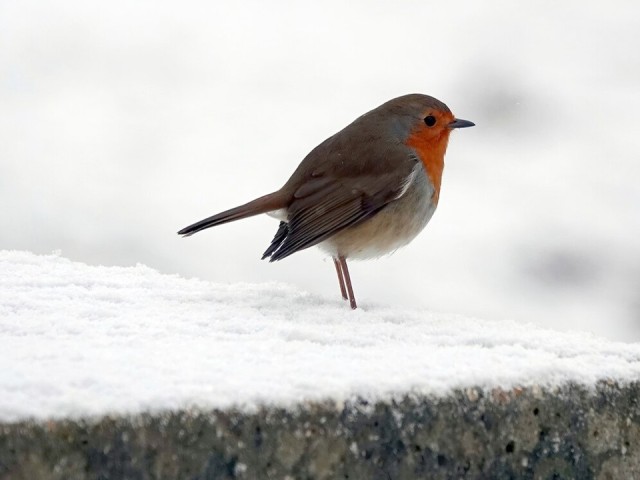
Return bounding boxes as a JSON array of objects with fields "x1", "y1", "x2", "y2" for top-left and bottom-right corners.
[{"x1": 424, "y1": 115, "x2": 436, "y2": 127}]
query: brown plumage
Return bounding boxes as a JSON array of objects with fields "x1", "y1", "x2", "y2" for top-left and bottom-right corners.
[{"x1": 178, "y1": 94, "x2": 474, "y2": 309}]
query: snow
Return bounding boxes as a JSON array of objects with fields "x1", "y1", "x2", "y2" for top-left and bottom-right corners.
[{"x1": 2, "y1": 250, "x2": 640, "y2": 423}]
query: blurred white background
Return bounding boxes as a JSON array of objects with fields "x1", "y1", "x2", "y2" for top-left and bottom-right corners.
[{"x1": 1, "y1": 1, "x2": 639, "y2": 340}]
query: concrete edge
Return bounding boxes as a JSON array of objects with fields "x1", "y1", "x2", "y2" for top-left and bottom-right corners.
[{"x1": 1, "y1": 381, "x2": 639, "y2": 479}]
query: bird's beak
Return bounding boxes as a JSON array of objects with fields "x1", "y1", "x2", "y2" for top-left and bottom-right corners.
[{"x1": 448, "y1": 118, "x2": 475, "y2": 129}]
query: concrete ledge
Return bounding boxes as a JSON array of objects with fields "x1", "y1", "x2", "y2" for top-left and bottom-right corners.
[{"x1": 1, "y1": 381, "x2": 639, "y2": 479}]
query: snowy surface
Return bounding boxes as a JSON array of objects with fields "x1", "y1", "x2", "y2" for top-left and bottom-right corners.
[
  {"x1": 2, "y1": 250, "x2": 640, "y2": 423},
  {"x1": 1, "y1": 1, "x2": 639, "y2": 342}
]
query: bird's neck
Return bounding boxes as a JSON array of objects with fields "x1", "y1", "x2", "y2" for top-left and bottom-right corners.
[{"x1": 406, "y1": 132, "x2": 450, "y2": 204}]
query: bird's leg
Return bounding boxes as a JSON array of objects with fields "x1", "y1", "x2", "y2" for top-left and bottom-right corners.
[
  {"x1": 338, "y1": 256, "x2": 357, "y2": 310},
  {"x1": 333, "y1": 257, "x2": 348, "y2": 300}
]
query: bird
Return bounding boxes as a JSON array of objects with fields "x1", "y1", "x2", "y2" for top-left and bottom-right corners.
[{"x1": 178, "y1": 94, "x2": 474, "y2": 309}]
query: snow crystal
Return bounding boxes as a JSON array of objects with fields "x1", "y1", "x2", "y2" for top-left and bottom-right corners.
[{"x1": 1, "y1": 250, "x2": 639, "y2": 422}]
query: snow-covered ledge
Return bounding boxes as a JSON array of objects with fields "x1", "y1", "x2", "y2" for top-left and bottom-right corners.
[{"x1": 2, "y1": 251, "x2": 640, "y2": 479}]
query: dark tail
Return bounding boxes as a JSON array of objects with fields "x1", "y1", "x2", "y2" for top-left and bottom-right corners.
[{"x1": 178, "y1": 191, "x2": 286, "y2": 237}]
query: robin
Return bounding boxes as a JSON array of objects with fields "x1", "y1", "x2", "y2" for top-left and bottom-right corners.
[{"x1": 178, "y1": 94, "x2": 474, "y2": 309}]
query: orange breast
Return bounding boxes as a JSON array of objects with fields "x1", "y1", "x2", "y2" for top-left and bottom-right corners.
[{"x1": 406, "y1": 126, "x2": 450, "y2": 204}]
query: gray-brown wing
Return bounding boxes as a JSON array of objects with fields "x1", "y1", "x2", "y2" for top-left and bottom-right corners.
[{"x1": 264, "y1": 170, "x2": 412, "y2": 261}]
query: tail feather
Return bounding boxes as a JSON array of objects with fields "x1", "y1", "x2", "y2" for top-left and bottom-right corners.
[{"x1": 178, "y1": 192, "x2": 285, "y2": 237}]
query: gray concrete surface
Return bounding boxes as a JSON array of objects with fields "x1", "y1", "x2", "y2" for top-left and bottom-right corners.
[{"x1": 1, "y1": 381, "x2": 639, "y2": 479}]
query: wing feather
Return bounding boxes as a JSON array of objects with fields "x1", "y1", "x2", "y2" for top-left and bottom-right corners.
[{"x1": 262, "y1": 147, "x2": 422, "y2": 261}]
